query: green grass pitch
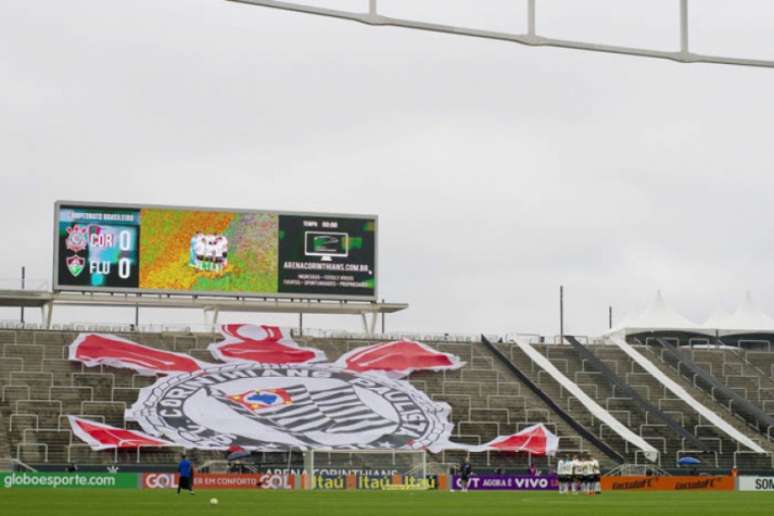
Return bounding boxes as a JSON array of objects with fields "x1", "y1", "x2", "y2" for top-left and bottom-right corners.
[{"x1": 1, "y1": 490, "x2": 773, "y2": 516}]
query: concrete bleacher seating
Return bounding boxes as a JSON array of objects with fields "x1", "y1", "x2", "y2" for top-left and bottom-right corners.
[
  {"x1": 2, "y1": 328, "x2": 772, "y2": 473},
  {"x1": 305, "y1": 337, "x2": 595, "y2": 470},
  {"x1": 0, "y1": 329, "x2": 615, "y2": 472},
  {"x1": 640, "y1": 344, "x2": 774, "y2": 439},
  {"x1": 725, "y1": 349, "x2": 774, "y2": 422},
  {"x1": 495, "y1": 340, "x2": 773, "y2": 471}
]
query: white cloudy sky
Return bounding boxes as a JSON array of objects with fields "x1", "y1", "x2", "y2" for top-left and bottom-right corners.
[{"x1": 2, "y1": 0, "x2": 774, "y2": 337}]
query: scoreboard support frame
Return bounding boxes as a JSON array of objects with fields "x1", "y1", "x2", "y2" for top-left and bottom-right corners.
[{"x1": 0, "y1": 289, "x2": 406, "y2": 335}]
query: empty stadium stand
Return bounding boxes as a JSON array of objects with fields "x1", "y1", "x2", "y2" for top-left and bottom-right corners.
[
  {"x1": 0, "y1": 329, "x2": 622, "y2": 472},
  {"x1": 493, "y1": 336, "x2": 774, "y2": 471},
  {"x1": 740, "y1": 348, "x2": 774, "y2": 422},
  {"x1": 1, "y1": 328, "x2": 772, "y2": 474},
  {"x1": 565, "y1": 336, "x2": 708, "y2": 453},
  {"x1": 638, "y1": 336, "x2": 774, "y2": 437}
]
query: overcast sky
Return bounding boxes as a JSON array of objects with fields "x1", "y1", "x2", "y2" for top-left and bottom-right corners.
[{"x1": 2, "y1": 0, "x2": 774, "y2": 337}]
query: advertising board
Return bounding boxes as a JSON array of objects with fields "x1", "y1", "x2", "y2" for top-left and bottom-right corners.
[
  {"x1": 738, "y1": 476, "x2": 774, "y2": 491},
  {"x1": 141, "y1": 473, "x2": 291, "y2": 490},
  {"x1": 0, "y1": 472, "x2": 138, "y2": 489},
  {"x1": 451, "y1": 474, "x2": 558, "y2": 491},
  {"x1": 54, "y1": 202, "x2": 377, "y2": 300},
  {"x1": 140, "y1": 472, "x2": 435, "y2": 490},
  {"x1": 600, "y1": 475, "x2": 734, "y2": 491}
]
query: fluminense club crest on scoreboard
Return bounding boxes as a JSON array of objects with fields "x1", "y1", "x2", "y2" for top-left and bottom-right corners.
[{"x1": 125, "y1": 363, "x2": 453, "y2": 451}]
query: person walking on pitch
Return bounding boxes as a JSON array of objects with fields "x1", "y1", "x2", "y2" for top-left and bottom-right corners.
[
  {"x1": 177, "y1": 454, "x2": 195, "y2": 495},
  {"x1": 460, "y1": 458, "x2": 473, "y2": 492}
]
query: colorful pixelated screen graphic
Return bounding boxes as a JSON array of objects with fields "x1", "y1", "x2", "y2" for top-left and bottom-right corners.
[
  {"x1": 138, "y1": 209, "x2": 278, "y2": 293},
  {"x1": 55, "y1": 203, "x2": 376, "y2": 299}
]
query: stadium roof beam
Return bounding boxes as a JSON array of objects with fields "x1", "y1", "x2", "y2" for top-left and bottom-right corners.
[
  {"x1": 0, "y1": 289, "x2": 407, "y2": 334},
  {"x1": 227, "y1": 0, "x2": 774, "y2": 69}
]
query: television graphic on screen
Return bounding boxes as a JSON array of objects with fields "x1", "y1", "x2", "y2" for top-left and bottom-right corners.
[
  {"x1": 304, "y1": 231, "x2": 349, "y2": 261},
  {"x1": 54, "y1": 202, "x2": 377, "y2": 300}
]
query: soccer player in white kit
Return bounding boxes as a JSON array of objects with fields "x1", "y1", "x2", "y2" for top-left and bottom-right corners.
[
  {"x1": 557, "y1": 455, "x2": 572, "y2": 494},
  {"x1": 571, "y1": 454, "x2": 582, "y2": 494},
  {"x1": 556, "y1": 456, "x2": 563, "y2": 494},
  {"x1": 592, "y1": 456, "x2": 601, "y2": 495},
  {"x1": 582, "y1": 454, "x2": 594, "y2": 494}
]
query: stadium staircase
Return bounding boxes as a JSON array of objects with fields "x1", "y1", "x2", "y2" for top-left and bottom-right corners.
[
  {"x1": 640, "y1": 337, "x2": 774, "y2": 438},
  {"x1": 564, "y1": 336, "x2": 709, "y2": 455},
  {"x1": 633, "y1": 338, "x2": 774, "y2": 470},
  {"x1": 480, "y1": 335, "x2": 624, "y2": 465},
  {"x1": 494, "y1": 339, "x2": 644, "y2": 464},
  {"x1": 739, "y1": 347, "x2": 774, "y2": 421}
]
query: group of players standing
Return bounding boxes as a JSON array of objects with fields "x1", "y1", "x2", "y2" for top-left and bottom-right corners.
[
  {"x1": 189, "y1": 232, "x2": 229, "y2": 273},
  {"x1": 556, "y1": 453, "x2": 601, "y2": 495}
]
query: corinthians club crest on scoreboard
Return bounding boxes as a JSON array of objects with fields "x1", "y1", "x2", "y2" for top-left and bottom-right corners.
[
  {"x1": 65, "y1": 224, "x2": 89, "y2": 253},
  {"x1": 126, "y1": 363, "x2": 453, "y2": 451}
]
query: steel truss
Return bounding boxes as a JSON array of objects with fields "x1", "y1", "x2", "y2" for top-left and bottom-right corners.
[{"x1": 228, "y1": 0, "x2": 774, "y2": 69}]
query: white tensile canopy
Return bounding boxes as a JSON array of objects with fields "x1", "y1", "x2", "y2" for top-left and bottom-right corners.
[
  {"x1": 608, "y1": 291, "x2": 774, "y2": 336},
  {"x1": 608, "y1": 290, "x2": 701, "y2": 335},
  {"x1": 716, "y1": 292, "x2": 774, "y2": 333}
]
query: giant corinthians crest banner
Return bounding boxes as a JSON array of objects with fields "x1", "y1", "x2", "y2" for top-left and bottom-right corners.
[
  {"x1": 127, "y1": 362, "x2": 451, "y2": 450},
  {"x1": 68, "y1": 325, "x2": 465, "y2": 452},
  {"x1": 68, "y1": 326, "x2": 558, "y2": 454}
]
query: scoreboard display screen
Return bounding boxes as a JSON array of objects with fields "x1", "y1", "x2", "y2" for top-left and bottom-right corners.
[{"x1": 54, "y1": 202, "x2": 377, "y2": 300}]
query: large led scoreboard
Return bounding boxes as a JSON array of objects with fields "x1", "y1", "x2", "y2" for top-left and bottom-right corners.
[{"x1": 53, "y1": 202, "x2": 377, "y2": 300}]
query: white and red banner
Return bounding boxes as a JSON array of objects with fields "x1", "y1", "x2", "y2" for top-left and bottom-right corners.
[
  {"x1": 65, "y1": 326, "x2": 552, "y2": 455},
  {"x1": 474, "y1": 424, "x2": 559, "y2": 456},
  {"x1": 208, "y1": 324, "x2": 326, "y2": 365},
  {"x1": 334, "y1": 339, "x2": 464, "y2": 377},
  {"x1": 69, "y1": 333, "x2": 210, "y2": 375},
  {"x1": 68, "y1": 416, "x2": 174, "y2": 450},
  {"x1": 123, "y1": 361, "x2": 455, "y2": 452}
]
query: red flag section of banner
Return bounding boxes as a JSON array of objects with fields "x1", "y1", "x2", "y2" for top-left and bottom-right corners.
[
  {"x1": 208, "y1": 324, "x2": 326, "y2": 365},
  {"x1": 68, "y1": 416, "x2": 174, "y2": 451},
  {"x1": 477, "y1": 424, "x2": 559, "y2": 456},
  {"x1": 69, "y1": 333, "x2": 210, "y2": 375},
  {"x1": 334, "y1": 339, "x2": 464, "y2": 377}
]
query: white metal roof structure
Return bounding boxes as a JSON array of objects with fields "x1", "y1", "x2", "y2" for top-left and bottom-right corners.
[{"x1": 228, "y1": 0, "x2": 774, "y2": 69}]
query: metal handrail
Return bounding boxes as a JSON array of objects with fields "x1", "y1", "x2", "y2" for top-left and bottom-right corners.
[
  {"x1": 732, "y1": 450, "x2": 774, "y2": 469},
  {"x1": 9, "y1": 458, "x2": 37, "y2": 472},
  {"x1": 17, "y1": 443, "x2": 48, "y2": 463}
]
